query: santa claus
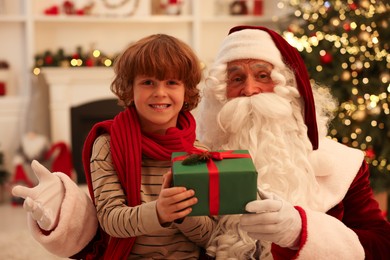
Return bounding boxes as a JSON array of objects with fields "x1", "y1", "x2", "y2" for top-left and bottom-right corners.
[{"x1": 197, "y1": 26, "x2": 390, "y2": 259}]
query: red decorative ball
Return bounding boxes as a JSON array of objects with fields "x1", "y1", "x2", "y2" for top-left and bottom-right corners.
[
  {"x1": 365, "y1": 148, "x2": 376, "y2": 160},
  {"x1": 44, "y1": 55, "x2": 53, "y2": 65},
  {"x1": 349, "y1": 3, "x2": 357, "y2": 11},
  {"x1": 343, "y1": 22, "x2": 351, "y2": 31},
  {"x1": 320, "y1": 52, "x2": 333, "y2": 64},
  {"x1": 44, "y1": 6, "x2": 59, "y2": 15},
  {"x1": 86, "y1": 58, "x2": 94, "y2": 67}
]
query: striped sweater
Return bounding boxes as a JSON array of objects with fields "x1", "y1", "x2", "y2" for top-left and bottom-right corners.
[{"x1": 90, "y1": 134, "x2": 216, "y2": 259}]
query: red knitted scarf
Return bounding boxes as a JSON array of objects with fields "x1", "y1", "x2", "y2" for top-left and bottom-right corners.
[{"x1": 82, "y1": 106, "x2": 196, "y2": 259}]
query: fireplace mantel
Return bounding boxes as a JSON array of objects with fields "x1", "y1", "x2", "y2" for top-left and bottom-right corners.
[{"x1": 42, "y1": 67, "x2": 117, "y2": 145}]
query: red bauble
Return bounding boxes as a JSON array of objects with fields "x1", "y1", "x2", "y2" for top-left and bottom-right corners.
[
  {"x1": 365, "y1": 148, "x2": 376, "y2": 160},
  {"x1": 44, "y1": 5, "x2": 59, "y2": 15},
  {"x1": 45, "y1": 55, "x2": 53, "y2": 65},
  {"x1": 76, "y1": 9, "x2": 85, "y2": 15},
  {"x1": 343, "y1": 22, "x2": 351, "y2": 31},
  {"x1": 349, "y1": 3, "x2": 358, "y2": 11},
  {"x1": 85, "y1": 58, "x2": 94, "y2": 67},
  {"x1": 320, "y1": 52, "x2": 333, "y2": 64}
]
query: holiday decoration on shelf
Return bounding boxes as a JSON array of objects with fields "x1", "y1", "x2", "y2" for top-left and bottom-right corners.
[
  {"x1": 230, "y1": 0, "x2": 249, "y2": 15},
  {"x1": 44, "y1": 0, "x2": 94, "y2": 16},
  {"x1": 92, "y1": 0, "x2": 140, "y2": 16},
  {"x1": 164, "y1": 0, "x2": 183, "y2": 15},
  {"x1": 252, "y1": 0, "x2": 264, "y2": 16},
  {"x1": 33, "y1": 46, "x2": 118, "y2": 74},
  {"x1": 282, "y1": 0, "x2": 390, "y2": 193}
]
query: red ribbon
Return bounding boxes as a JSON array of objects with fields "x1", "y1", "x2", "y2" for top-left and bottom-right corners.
[{"x1": 173, "y1": 149, "x2": 251, "y2": 215}]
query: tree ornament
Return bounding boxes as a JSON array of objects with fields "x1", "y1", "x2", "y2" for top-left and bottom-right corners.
[
  {"x1": 365, "y1": 147, "x2": 376, "y2": 160},
  {"x1": 320, "y1": 51, "x2": 333, "y2": 64},
  {"x1": 349, "y1": 3, "x2": 357, "y2": 11},
  {"x1": 343, "y1": 22, "x2": 351, "y2": 31}
]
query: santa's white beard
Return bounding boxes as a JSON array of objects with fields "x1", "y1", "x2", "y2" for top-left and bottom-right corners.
[
  {"x1": 203, "y1": 92, "x2": 319, "y2": 207},
  {"x1": 204, "y1": 93, "x2": 321, "y2": 259}
]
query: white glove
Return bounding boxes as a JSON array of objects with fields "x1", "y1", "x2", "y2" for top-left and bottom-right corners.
[
  {"x1": 240, "y1": 188, "x2": 302, "y2": 248},
  {"x1": 12, "y1": 160, "x2": 65, "y2": 231}
]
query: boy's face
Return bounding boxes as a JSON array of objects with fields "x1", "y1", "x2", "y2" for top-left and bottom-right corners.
[{"x1": 133, "y1": 75, "x2": 186, "y2": 134}]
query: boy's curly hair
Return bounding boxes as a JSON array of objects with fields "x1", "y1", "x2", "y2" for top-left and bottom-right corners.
[{"x1": 111, "y1": 34, "x2": 202, "y2": 111}]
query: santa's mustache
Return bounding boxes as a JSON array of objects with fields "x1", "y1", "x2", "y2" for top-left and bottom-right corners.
[{"x1": 217, "y1": 93, "x2": 294, "y2": 134}]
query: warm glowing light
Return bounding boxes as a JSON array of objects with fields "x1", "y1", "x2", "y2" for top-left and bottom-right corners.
[
  {"x1": 93, "y1": 50, "x2": 101, "y2": 58},
  {"x1": 33, "y1": 67, "x2": 41, "y2": 75}
]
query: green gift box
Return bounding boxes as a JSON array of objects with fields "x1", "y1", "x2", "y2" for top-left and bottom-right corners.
[{"x1": 171, "y1": 150, "x2": 258, "y2": 216}]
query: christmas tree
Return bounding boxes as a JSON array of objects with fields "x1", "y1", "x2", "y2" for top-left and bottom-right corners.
[{"x1": 280, "y1": 0, "x2": 389, "y2": 192}]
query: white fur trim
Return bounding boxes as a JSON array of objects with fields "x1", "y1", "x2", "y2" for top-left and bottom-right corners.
[
  {"x1": 298, "y1": 209, "x2": 365, "y2": 259},
  {"x1": 214, "y1": 29, "x2": 286, "y2": 69},
  {"x1": 28, "y1": 172, "x2": 98, "y2": 257},
  {"x1": 310, "y1": 138, "x2": 364, "y2": 212}
]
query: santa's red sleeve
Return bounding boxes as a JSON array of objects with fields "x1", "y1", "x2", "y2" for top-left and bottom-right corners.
[
  {"x1": 27, "y1": 172, "x2": 98, "y2": 257},
  {"x1": 271, "y1": 162, "x2": 390, "y2": 259}
]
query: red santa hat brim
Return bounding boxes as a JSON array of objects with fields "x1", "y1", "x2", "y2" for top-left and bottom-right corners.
[{"x1": 226, "y1": 25, "x2": 319, "y2": 150}]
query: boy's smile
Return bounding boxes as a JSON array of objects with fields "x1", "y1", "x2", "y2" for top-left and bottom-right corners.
[{"x1": 133, "y1": 75, "x2": 185, "y2": 135}]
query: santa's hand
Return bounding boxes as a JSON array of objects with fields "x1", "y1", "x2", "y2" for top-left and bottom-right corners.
[
  {"x1": 12, "y1": 160, "x2": 65, "y2": 231},
  {"x1": 240, "y1": 188, "x2": 302, "y2": 248}
]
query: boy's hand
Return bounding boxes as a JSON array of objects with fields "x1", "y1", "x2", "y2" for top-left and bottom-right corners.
[{"x1": 156, "y1": 171, "x2": 197, "y2": 224}]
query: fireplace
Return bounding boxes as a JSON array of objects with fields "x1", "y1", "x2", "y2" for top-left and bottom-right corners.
[
  {"x1": 71, "y1": 99, "x2": 123, "y2": 183},
  {"x1": 43, "y1": 67, "x2": 118, "y2": 183}
]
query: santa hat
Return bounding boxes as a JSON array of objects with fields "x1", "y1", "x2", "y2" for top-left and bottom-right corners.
[{"x1": 214, "y1": 25, "x2": 318, "y2": 150}]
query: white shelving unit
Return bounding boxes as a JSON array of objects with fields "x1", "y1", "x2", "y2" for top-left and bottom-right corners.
[{"x1": 0, "y1": 0, "x2": 289, "y2": 173}]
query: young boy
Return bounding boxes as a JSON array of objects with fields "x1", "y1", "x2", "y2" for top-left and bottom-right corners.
[{"x1": 12, "y1": 34, "x2": 216, "y2": 259}]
